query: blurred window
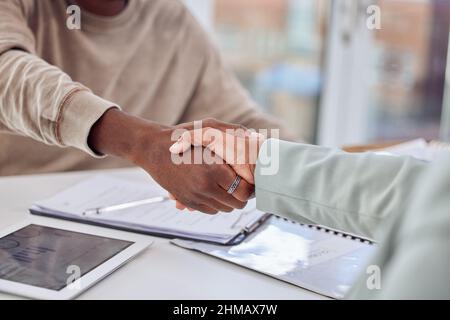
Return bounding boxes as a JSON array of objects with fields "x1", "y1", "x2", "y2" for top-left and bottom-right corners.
[
  {"x1": 186, "y1": 0, "x2": 330, "y2": 142},
  {"x1": 368, "y1": 0, "x2": 450, "y2": 141},
  {"x1": 185, "y1": 0, "x2": 450, "y2": 144}
]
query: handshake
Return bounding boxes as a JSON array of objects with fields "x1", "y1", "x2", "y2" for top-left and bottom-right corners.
[
  {"x1": 167, "y1": 120, "x2": 266, "y2": 213},
  {"x1": 88, "y1": 109, "x2": 268, "y2": 214}
]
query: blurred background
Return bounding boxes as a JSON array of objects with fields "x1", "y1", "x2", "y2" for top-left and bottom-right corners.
[{"x1": 184, "y1": 0, "x2": 450, "y2": 147}]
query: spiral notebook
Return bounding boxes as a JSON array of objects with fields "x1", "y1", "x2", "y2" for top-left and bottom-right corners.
[
  {"x1": 172, "y1": 215, "x2": 376, "y2": 299},
  {"x1": 29, "y1": 175, "x2": 269, "y2": 245}
]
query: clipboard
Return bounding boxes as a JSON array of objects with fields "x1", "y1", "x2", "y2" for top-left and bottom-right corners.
[
  {"x1": 30, "y1": 205, "x2": 270, "y2": 246},
  {"x1": 28, "y1": 175, "x2": 270, "y2": 245}
]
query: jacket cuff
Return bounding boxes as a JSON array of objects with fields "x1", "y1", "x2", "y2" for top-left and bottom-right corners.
[
  {"x1": 56, "y1": 89, "x2": 120, "y2": 158},
  {"x1": 255, "y1": 138, "x2": 282, "y2": 185}
]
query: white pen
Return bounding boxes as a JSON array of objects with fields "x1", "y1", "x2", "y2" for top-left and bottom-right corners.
[{"x1": 83, "y1": 196, "x2": 169, "y2": 216}]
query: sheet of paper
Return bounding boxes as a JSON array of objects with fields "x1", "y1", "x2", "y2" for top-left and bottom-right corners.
[
  {"x1": 34, "y1": 176, "x2": 265, "y2": 239},
  {"x1": 373, "y1": 138, "x2": 449, "y2": 162}
]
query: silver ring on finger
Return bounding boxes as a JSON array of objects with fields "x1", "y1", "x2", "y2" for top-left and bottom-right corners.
[{"x1": 227, "y1": 176, "x2": 241, "y2": 194}]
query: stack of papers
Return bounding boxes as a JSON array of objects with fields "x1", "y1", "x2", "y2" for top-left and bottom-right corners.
[
  {"x1": 30, "y1": 176, "x2": 266, "y2": 244},
  {"x1": 374, "y1": 139, "x2": 450, "y2": 162}
]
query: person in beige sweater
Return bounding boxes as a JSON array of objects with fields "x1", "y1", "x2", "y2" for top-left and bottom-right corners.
[{"x1": 0, "y1": 0, "x2": 293, "y2": 213}]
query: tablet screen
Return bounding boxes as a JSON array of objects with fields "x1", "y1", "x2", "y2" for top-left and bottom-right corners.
[{"x1": 0, "y1": 225, "x2": 133, "y2": 291}]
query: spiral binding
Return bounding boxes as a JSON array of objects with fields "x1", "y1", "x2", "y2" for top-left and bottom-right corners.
[{"x1": 274, "y1": 215, "x2": 375, "y2": 245}]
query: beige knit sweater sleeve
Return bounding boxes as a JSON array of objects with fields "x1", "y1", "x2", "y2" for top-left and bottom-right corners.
[{"x1": 0, "y1": 0, "x2": 117, "y2": 156}]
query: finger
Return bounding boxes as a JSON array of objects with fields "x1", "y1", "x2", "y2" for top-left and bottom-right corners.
[
  {"x1": 209, "y1": 184, "x2": 247, "y2": 210},
  {"x1": 194, "y1": 204, "x2": 219, "y2": 215},
  {"x1": 173, "y1": 119, "x2": 250, "y2": 146},
  {"x1": 174, "y1": 129, "x2": 255, "y2": 184},
  {"x1": 169, "y1": 131, "x2": 194, "y2": 154},
  {"x1": 185, "y1": 203, "x2": 218, "y2": 214},
  {"x1": 230, "y1": 177, "x2": 254, "y2": 202},
  {"x1": 204, "y1": 129, "x2": 251, "y2": 168},
  {"x1": 177, "y1": 197, "x2": 218, "y2": 214},
  {"x1": 172, "y1": 197, "x2": 218, "y2": 214},
  {"x1": 169, "y1": 193, "x2": 189, "y2": 210},
  {"x1": 192, "y1": 189, "x2": 236, "y2": 212},
  {"x1": 214, "y1": 167, "x2": 249, "y2": 208},
  {"x1": 174, "y1": 118, "x2": 247, "y2": 133},
  {"x1": 203, "y1": 118, "x2": 248, "y2": 132},
  {"x1": 169, "y1": 126, "x2": 253, "y2": 170},
  {"x1": 175, "y1": 201, "x2": 188, "y2": 211},
  {"x1": 170, "y1": 128, "x2": 222, "y2": 154},
  {"x1": 200, "y1": 196, "x2": 235, "y2": 213},
  {"x1": 175, "y1": 128, "x2": 233, "y2": 162},
  {"x1": 205, "y1": 120, "x2": 249, "y2": 143}
]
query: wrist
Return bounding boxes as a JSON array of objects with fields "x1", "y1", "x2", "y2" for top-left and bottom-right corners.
[
  {"x1": 248, "y1": 134, "x2": 266, "y2": 164},
  {"x1": 247, "y1": 134, "x2": 265, "y2": 184},
  {"x1": 88, "y1": 108, "x2": 165, "y2": 163}
]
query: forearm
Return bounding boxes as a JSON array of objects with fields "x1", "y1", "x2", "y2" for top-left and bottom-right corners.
[
  {"x1": 255, "y1": 140, "x2": 428, "y2": 240},
  {"x1": 88, "y1": 108, "x2": 164, "y2": 162}
]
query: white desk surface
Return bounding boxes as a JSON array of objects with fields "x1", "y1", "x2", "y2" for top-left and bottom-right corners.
[{"x1": 0, "y1": 167, "x2": 325, "y2": 300}]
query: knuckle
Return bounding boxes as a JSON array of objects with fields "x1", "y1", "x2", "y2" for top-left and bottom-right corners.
[
  {"x1": 206, "y1": 165, "x2": 224, "y2": 177},
  {"x1": 184, "y1": 199, "x2": 199, "y2": 209},
  {"x1": 203, "y1": 118, "x2": 216, "y2": 125},
  {"x1": 236, "y1": 201, "x2": 247, "y2": 209},
  {"x1": 197, "y1": 179, "x2": 211, "y2": 191},
  {"x1": 246, "y1": 185, "x2": 255, "y2": 197},
  {"x1": 181, "y1": 131, "x2": 191, "y2": 140},
  {"x1": 204, "y1": 207, "x2": 218, "y2": 215},
  {"x1": 222, "y1": 207, "x2": 234, "y2": 213}
]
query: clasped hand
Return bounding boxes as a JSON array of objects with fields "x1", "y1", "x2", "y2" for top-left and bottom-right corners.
[
  {"x1": 88, "y1": 110, "x2": 263, "y2": 215},
  {"x1": 169, "y1": 123, "x2": 265, "y2": 212}
]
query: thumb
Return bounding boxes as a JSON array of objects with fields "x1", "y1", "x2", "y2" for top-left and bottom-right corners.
[
  {"x1": 169, "y1": 131, "x2": 195, "y2": 154},
  {"x1": 169, "y1": 128, "x2": 221, "y2": 154}
]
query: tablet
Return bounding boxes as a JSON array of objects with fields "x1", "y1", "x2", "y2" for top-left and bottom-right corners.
[{"x1": 0, "y1": 221, "x2": 151, "y2": 299}]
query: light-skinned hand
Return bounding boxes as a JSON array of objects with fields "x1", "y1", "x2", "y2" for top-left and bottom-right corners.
[{"x1": 169, "y1": 127, "x2": 265, "y2": 210}]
